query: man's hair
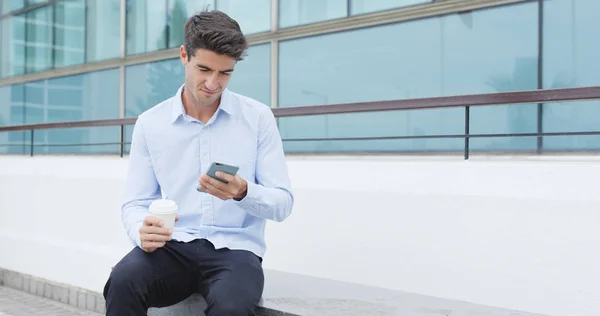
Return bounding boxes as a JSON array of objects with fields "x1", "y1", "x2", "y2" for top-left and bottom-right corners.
[{"x1": 183, "y1": 10, "x2": 248, "y2": 61}]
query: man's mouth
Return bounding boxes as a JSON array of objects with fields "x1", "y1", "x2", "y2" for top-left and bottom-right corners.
[{"x1": 201, "y1": 89, "x2": 218, "y2": 95}]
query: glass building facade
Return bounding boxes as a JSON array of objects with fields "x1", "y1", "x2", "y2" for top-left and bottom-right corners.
[{"x1": 0, "y1": 0, "x2": 598, "y2": 154}]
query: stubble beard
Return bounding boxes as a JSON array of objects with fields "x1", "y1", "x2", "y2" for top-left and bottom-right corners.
[
  {"x1": 185, "y1": 82, "x2": 219, "y2": 108},
  {"x1": 192, "y1": 92, "x2": 219, "y2": 108}
]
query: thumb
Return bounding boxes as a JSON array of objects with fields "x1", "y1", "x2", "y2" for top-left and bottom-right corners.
[{"x1": 175, "y1": 216, "x2": 179, "y2": 222}]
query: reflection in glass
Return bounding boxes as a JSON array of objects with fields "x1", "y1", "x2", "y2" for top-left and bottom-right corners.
[
  {"x1": 25, "y1": 6, "x2": 53, "y2": 73},
  {"x1": 1, "y1": 0, "x2": 25, "y2": 14},
  {"x1": 0, "y1": 84, "x2": 25, "y2": 154},
  {"x1": 125, "y1": 59, "x2": 183, "y2": 117},
  {"x1": 23, "y1": 69, "x2": 121, "y2": 154},
  {"x1": 350, "y1": 0, "x2": 429, "y2": 15},
  {"x1": 442, "y1": 5, "x2": 538, "y2": 151},
  {"x1": 279, "y1": 16, "x2": 450, "y2": 153},
  {"x1": 124, "y1": 58, "x2": 183, "y2": 151},
  {"x1": 0, "y1": 16, "x2": 26, "y2": 77},
  {"x1": 278, "y1": 2, "x2": 538, "y2": 153},
  {"x1": 126, "y1": 0, "x2": 168, "y2": 55},
  {"x1": 54, "y1": 0, "x2": 85, "y2": 67},
  {"x1": 168, "y1": 0, "x2": 214, "y2": 48},
  {"x1": 217, "y1": 0, "x2": 270, "y2": 34},
  {"x1": 279, "y1": 0, "x2": 346, "y2": 28},
  {"x1": 87, "y1": 0, "x2": 121, "y2": 62},
  {"x1": 542, "y1": 0, "x2": 600, "y2": 150},
  {"x1": 227, "y1": 43, "x2": 270, "y2": 106}
]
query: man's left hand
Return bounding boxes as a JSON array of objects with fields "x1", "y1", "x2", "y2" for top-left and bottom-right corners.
[{"x1": 198, "y1": 172, "x2": 248, "y2": 201}]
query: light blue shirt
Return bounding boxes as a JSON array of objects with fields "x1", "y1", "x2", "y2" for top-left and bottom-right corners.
[{"x1": 122, "y1": 85, "x2": 294, "y2": 258}]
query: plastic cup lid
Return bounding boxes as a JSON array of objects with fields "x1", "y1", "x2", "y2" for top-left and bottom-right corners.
[{"x1": 149, "y1": 199, "x2": 178, "y2": 214}]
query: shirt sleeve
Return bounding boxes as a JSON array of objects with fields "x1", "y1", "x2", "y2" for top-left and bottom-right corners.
[
  {"x1": 121, "y1": 118, "x2": 162, "y2": 247},
  {"x1": 234, "y1": 108, "x2": 294, "y2": 222}
]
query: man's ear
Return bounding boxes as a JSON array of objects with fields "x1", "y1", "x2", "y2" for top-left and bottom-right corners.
[{"x1": 180, "y1": 45, "x2": 188, "y2": 66}]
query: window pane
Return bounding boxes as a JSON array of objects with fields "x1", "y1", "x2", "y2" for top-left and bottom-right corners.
[
  {"x1": 279, "y1": 0, "x2": 346, "y2": 28},
  {"x1": 0, "y1": 84, "x2": 26, "y2": 154},
  {"x1": 54, "y1": 0, "x2": 85, "y2": 67},
  {"x1": 126, "y1": 0, "x2": 168, "y2": 55},
  {"x1": 168, "y1": 0, "x2": 213, "y2": 48},
  {"x1": 124, "y1": 58, "x2": 183, "y2": 152},
  {"x1": 25, "y1": 5, "x2": 53, "y2": 73},
  {"x1": 350, "y1": 0, "x2": 430, "y2": 15},
  {"x1": 217, "y1": 0, "x2": 270, "y2": 34},
  {"x1": 125, "y1": 58, "x2": 183, "y2": 117},
  {"x1": 86, "y1": 0, "x2": 121, "y2": 62},
  {"x1": 279, "y1": 16, "x2": 449, "y2": 153},
  {"x1": 278, "y1": 2, "x2": 538, "y2": 153},
  {"x1": 1, "y1": 0, "x2": 25, "y2": 14},
  {"x1": 23, "y1": 69, "x2": 121, "y2": 154},
  {"x1": 227, "y1": 43, "x2": 270, "y2": 106},
  {"x1": 444, "y1": 5, "x2": 538, "y2": 151},
  {"x1": 0, "y1": 16, "x2": 26, "y2": 77},
  {"x1": 543, "y1": 0, "x2": 600, "y2": 150}
]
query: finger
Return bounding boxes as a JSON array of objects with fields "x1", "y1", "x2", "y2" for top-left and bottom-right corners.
[
  {"x1": 215, "y1": 171, "x2": 235, "y2": 183},
  {"x1": 142, "y1": 233, "x2": 171, "y2": 242},
  {"x1": 206, "y1": 182, "x2": 230, "y2": 200},
  {"x1": 199, "y1": 182, "x2": 228, "y2": 200},
  {"x1": 142, "y1": 241, "x2": 165, "y2": 249},
  {"x1": 200, "y1": 179, "x2": 220, "y2": 193},
  {"x1": 175, "y1": 216, "x2": 179, "y2": 222},
  {"x1": 143, "y1": 216, "x2": 164, "y2": 227},
  {"x1": 200, "y1": 174, "x2": 214, "y2": 183},
  {"x1": 201, "y1": 174, "x2": 228, "y2": 190},
  {"x1": 140, "y1": 225, "x2": 172, "y2": 236}
]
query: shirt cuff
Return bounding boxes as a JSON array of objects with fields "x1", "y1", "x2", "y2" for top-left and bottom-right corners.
[
  {"x1": 234, "y1": 180, "x2": 260, "y2": 214},
  {"x1": 128, "y1": 221, "x2": 144, "y2": 248}
]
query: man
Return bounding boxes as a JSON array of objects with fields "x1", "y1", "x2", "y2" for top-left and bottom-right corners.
[{"x1": 103, "y1": 10, "x2": 294, "y2": 316}]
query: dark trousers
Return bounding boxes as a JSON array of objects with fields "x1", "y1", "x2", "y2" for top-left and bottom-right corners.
[{"x1": 103, "y1": 239, "x2": 264, "y2": 315}]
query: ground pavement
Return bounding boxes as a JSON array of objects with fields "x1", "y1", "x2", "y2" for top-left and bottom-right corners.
[{"x1": 0, "y1": 286, "x2": 102, "y2": 316}]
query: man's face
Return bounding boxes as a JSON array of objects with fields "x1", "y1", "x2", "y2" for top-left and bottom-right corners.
[{"x1": 180, "y1": 47, "x2": 237, "y2": 107}]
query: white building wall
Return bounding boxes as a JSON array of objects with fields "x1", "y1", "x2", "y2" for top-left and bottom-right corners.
[{"x1": 0, "y1": 155, "x2": 598, "y2": 316}]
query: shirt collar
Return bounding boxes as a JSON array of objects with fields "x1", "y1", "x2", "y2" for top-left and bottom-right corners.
[{"x1": 170, "y1": 85, "x2": 235, "y2": 124}]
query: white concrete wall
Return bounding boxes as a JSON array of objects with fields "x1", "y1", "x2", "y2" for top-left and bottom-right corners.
[{"x1": 0, "y1": 155, "x2": 599, "y2": 316}]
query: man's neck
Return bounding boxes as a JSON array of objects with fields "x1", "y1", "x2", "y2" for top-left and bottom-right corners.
[{"x1": 182, "y1": 86, "x2": 219, "y2": 124}]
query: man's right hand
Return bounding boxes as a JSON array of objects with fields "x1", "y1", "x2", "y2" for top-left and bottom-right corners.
[{"x1": 139, "y1": 215, "x2": 177, "y2": 253}]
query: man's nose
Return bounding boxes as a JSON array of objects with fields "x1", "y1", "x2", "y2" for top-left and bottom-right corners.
[{"x1": 205, "y1": 74, "x2": 219, "y2": 91}]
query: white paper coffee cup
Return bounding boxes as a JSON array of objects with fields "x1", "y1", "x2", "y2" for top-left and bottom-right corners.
[{"x1": 149, "y1": 199, "x2": 178, "y2": 229}]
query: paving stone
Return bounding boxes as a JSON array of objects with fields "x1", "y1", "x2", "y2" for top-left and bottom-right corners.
[
  {"x1": 0, "y1": 286, "x2": 102, "y2": 316},
  {"x1": 86, "y1": 292, "x2": 96, "y2": 311},
  {"x1": 77, "y1": 291, "x2": 87, "y2": 310},
  {"x1": 21, "y1": 276, "x2": 29, "y2": 293},
  {"x1": 68, "y1": 286, "x2": 78, "y2": 308},
  {"x1": 52, "y1": 285, "x2": 69, "y2": 304},
  {"x1": 28, "y1": 278, "x2": 37, "y2": 295}
]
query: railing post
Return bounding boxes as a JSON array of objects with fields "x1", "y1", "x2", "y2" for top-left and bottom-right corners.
[
  {"x1": 30, "y1": 130, "x2": 34, "y2": 157},
  {"x1": 120, "y1": 124, "x2": 125, "y2": 158},
  {"x1": 464, "y1": 106, "x2": 470, "y2": 160}
]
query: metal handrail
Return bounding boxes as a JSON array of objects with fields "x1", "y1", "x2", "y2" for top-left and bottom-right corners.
[{"x1": 1, "y1": 86, "x2": 600, "y2": 159}]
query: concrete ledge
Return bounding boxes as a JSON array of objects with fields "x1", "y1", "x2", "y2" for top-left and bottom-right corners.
[
  {"x1": 0, "y1": 268, "x2": 298, "y2": 316},
  {"x1": 148, "y1": 294, "x2": 207, "y2": 316},
  {"x1": 148, "y1": 294, "x2": 290, "y2": 316},
  {"x1": 1, "y1": 267, "x2": 552, "y2": 315}
]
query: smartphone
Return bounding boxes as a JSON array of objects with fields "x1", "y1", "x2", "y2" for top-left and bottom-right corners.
[{"x1": 197, "y1": 161, "x2": 240, "y2": 192}]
